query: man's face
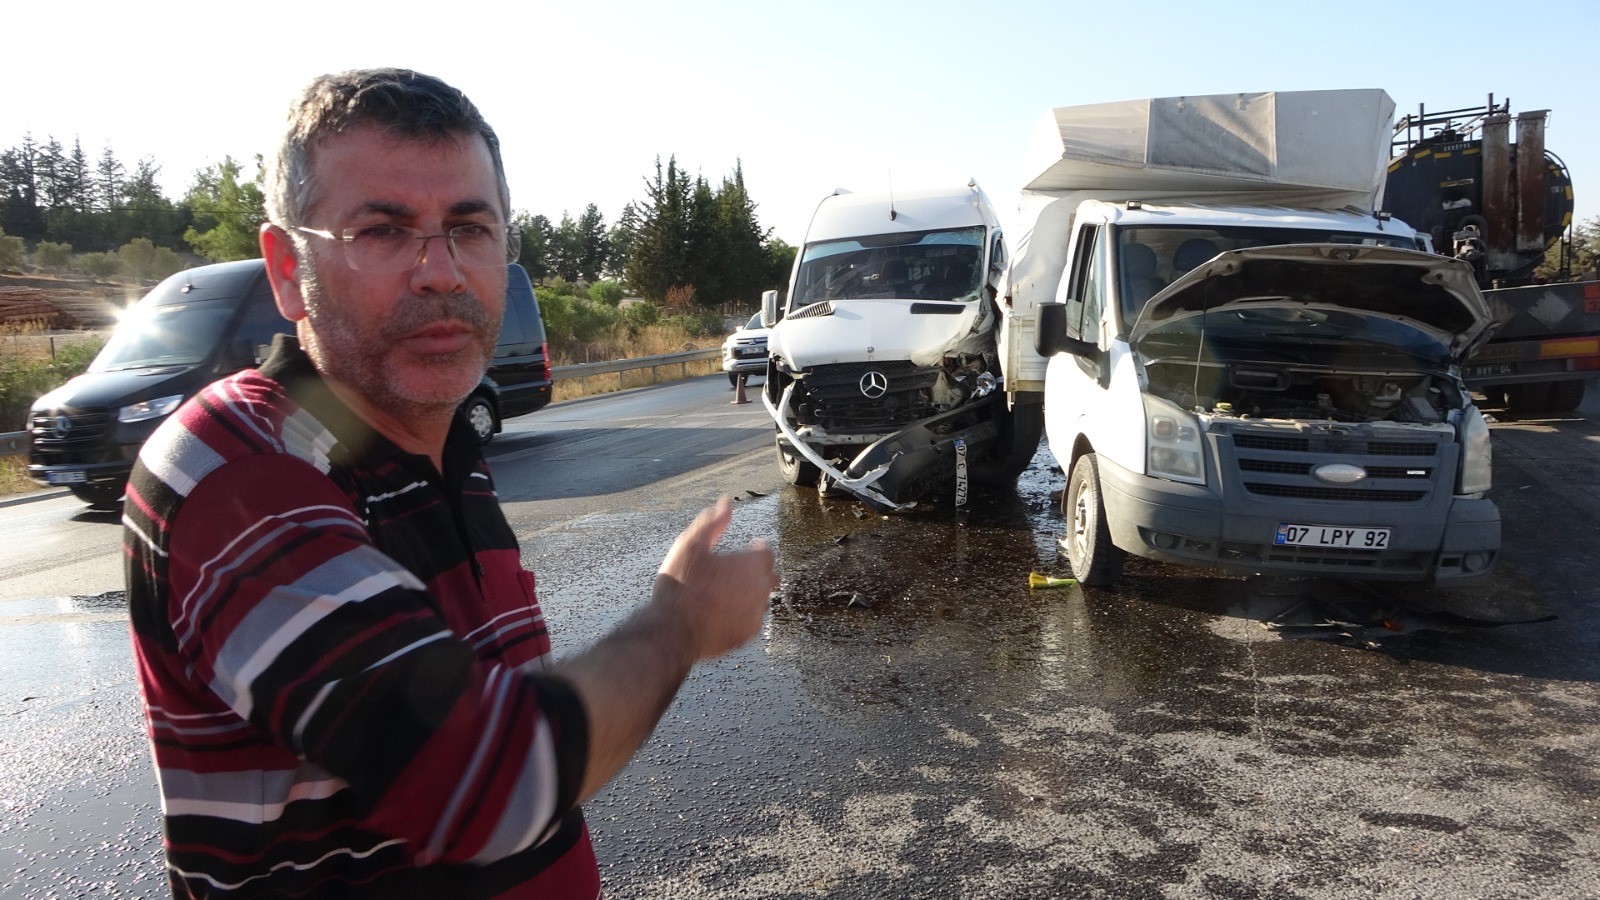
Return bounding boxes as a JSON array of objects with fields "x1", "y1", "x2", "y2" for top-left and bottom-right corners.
[{"x1": 286, "y1": 126, "x2": 507, "y2": 423}]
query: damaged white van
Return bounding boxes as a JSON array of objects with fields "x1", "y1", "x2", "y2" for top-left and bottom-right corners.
[{"x1": 1037, "y1": 229, "x2": 1499, "y2": 585}]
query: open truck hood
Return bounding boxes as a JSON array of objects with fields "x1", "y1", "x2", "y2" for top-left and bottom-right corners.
[
  {"x1": 1129, "y1": 244, "x2": 1494, "y2": 362},
  {"x1": 770, "y1": 298, "x2": 987, "y2": 369}
]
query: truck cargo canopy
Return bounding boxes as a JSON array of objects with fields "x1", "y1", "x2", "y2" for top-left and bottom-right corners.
[{"x1": 1021, "y1": 90, "x2": 1395, "y2": 209}]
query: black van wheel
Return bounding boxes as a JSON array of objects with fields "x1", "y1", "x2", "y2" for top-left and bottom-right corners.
[
  {"x1": 71, "y1": 483, "x2": 125, "y2": 512},
  {"x1": 463, "y1": 396, "x2": 498, "y2": 445},
  {"x1": 1063, "y1": 453, "x2": 1124, "y2": 585}
]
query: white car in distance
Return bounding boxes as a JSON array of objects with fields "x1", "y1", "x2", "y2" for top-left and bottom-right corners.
[{"x1": 721, "y1": 312, "x2": 769, "y2": 387}]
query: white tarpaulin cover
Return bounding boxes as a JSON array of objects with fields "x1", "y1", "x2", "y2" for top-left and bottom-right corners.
[
  {"x1": 1008, "y1": 90, "x2": 1398, "y2": 337},
  {"x1": 1020, "y1": 90, "x2": 1394, "y2": 204}
]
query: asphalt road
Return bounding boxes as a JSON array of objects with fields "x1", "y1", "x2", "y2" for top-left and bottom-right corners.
[{"x1": 2, "y1": 375, "x2": 1598, "y2": 898}]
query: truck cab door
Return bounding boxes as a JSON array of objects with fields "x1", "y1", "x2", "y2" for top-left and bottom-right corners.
[{"x1": 1061, "y1": 224, "x2": 1109, "y2": 387}]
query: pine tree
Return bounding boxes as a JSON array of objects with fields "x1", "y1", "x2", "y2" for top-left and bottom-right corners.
[
  {"x1": 576, "y1": 203, "x2": 610, "y2": 282},
  {"x1": 625, "y1": 156, "x2": 695, "y2": 302},
  {"x1": 608, "y1": 202, "x2": 641, "y2": 280}
]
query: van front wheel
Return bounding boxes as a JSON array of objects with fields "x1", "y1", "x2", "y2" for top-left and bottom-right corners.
[
  {"x1": 1063, "y1": 453, "x2": 1124, "y2": 585},
  {"x1": 776, "y1": 436, "x2": 820, "y2": 487}
]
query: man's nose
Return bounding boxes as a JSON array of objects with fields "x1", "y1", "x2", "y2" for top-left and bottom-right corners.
[{"x1": 410, "y1": 233, "x2": 467, "y2": 293}]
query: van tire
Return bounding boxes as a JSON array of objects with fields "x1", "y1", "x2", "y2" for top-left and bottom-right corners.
[
  {"x1": 463, "y1": 395, "x2": 498, "y2": 445},
  {"x1": 71, "y1": 483, "x2": 124, "y2": 511},
  {"x1": 776, "y1": 436, "x2": 820, "y2": 487},
  {"x1": 1504, "y1": 383, "x2": 1552, "y2": 414},
  {"x1": 1063, "y1": 453, "x2": 1124, "y2": 585}
]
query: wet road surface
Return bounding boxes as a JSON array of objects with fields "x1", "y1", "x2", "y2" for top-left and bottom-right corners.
[{"x1": 2, "y1": 376, "x2": 1598, "y2": 897}]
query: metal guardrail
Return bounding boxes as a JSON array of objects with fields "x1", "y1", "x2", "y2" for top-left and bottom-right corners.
[
  {"x1": 0, "y1": 348, "x2": 726, "y2": 458},
  {"x1": 552, "y1": 347, "x2": 721, "y2": 390}
]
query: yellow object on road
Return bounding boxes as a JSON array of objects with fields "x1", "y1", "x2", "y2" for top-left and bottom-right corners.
[{"x1": 1028, "y1": 572, "x2": 1078, "y2": 589}]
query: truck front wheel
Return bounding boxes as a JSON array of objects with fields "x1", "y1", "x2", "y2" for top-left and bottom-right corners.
[
  {"x1": 1063, "y1": 453, "x2": 1124, "y2": 585},
  {"x1": 776, "y1": 436, "x2": 820, "y2": 487}
]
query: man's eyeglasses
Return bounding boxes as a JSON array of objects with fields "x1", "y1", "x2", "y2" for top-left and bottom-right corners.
[{"x1": 295, "y1": 223, "x2": 523, "y2": 272}]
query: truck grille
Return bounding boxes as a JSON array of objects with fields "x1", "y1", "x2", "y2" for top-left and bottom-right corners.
[
  {"x1": 1225, "y1": 425, "x2": 1446, "y2": 505},
  {"x1": 794, "y1": 361, "x2": 939, "y2": 432}
]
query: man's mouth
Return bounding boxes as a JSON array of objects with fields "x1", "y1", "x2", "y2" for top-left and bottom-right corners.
[{"x1": 402, "y1": 321, "x2": 476, "y2": 354}]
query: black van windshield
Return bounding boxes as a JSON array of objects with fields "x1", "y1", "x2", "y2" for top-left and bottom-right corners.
[{"x1": 90, "y1": 298, "x2": 242, "y2": 372}]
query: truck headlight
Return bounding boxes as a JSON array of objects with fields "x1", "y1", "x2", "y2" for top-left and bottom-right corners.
[
  {"x1": 1144, "y1": 394, "x2": 1205, "y2": 485},
  {"x1": 1458, "y1": 405, "x2": 1492, "y2": 496},
  {"x1": 118, "y1": 394, "x2": 184, "y2": 423}
]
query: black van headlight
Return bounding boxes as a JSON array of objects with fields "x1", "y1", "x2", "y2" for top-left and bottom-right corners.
[{"x1": 118, "y1": 394, "x2": 184, "y2": 423}]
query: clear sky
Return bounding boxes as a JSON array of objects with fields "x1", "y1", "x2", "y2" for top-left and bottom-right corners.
[{"x1": 6, "y1": 0, "x2": 1597, "y2": 249}]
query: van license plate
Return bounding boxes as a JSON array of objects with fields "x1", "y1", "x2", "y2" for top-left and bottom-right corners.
[
  {"x1": 1466, "y1": 364, "x2": 1513, "y2": 379},
  {"x1": 46, "y1": 471, "x2": 88, "y2": 484},
  {"x1": 1274, "y1": 523, "x2": 1389, "y2": 549}
]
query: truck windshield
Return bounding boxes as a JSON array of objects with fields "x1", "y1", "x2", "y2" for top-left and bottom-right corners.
[
  {"x1": 90, "y1": 298, "x2": 242, "y2": 373},
  {"x1": 793, "y1": 226, "x2": 985, "y2": 306},
  {"x1": 1115, "y1": 225, "x2": 1416, "y2": 326}
]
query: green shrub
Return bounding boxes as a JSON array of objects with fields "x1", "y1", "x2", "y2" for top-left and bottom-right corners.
[
  {"x1": 0, "y1": 336, "x2": 105, "y2": 430},
  {"x1": 0, "y1": 232, "x2": 23, "y2": 270},
  {"x1": 620, "y1": 302, "x2": 659, "y2": 333},
  {"x1": 537, "y1": 288, "x2": 622, "y2": 345},
  {"x1": 588, "y1": 280, "x2": 624, "y2": 307},
  {"x1": 35, "y1": 241, "x2": 73, "y2": 270},
  {"x1": 664, "y1": 310, "x2": 726, "y2": 338},
  {"x1": 75, "y1": 252, "x2": 124, "y2": 278}
]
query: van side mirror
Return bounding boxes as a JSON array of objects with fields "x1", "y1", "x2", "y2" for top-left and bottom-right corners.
[
  {"x1": 1035, "y1": 302, "x2": 1097, "y2": 358},
  {"x1": 760, "y1": 289, "x2": 780, "y2": 329}
]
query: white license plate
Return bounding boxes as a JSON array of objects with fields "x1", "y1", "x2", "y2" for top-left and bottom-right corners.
[
  {"x1": 46, "y1": 471, "x2": 88, "y2": 484},
  {"x1": 1274, "y1": 523, "x2": 1390, "y2": 549}
]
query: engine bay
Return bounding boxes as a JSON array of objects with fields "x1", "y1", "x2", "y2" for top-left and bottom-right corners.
[{"x1": 1144, "y1": 359, "x2": 1469, "y2": 424}]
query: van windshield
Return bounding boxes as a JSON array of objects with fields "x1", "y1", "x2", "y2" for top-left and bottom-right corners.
[
  {"x1": 793, "y1": 226, "x2": 984, "y2": 306},
  {"x1": 90, "y1": 298, "x2": 242, "y2": 372}
]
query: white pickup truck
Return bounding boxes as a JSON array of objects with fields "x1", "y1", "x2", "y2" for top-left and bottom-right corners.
[{"x1": 1016, "y1": 90, "x2": 1501, "y2": 585}]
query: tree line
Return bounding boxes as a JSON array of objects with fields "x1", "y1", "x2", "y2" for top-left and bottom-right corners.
[{"x1": 0, "y1": 134, "x2": 795, "y2": 310}]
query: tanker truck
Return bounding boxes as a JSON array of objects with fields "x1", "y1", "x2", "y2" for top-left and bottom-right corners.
[
  {"x1": 759, "y1": 183, "x2": 1046, "y2": 511},
  {"x1": 1022, "y1": 90, "x2": 1500, "y2": 586},
  {"x1": 1384, "y1": 96, "x2": 1599, "y2": 413}
]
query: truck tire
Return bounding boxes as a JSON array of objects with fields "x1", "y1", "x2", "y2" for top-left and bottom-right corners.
[
  {"x1": 1547, "y1": 380, "x2": 1585, "y2": 412},
  {"x1": 971, "y1": 400, "x2": 1044, "y2": 485},
  {"x1": 776, "y1": 436, "x2": 820, "y2": 487},
  {"x1": 70, "y1": 483, "x2": 125, "y2": 512},
  {"x1": 1504, "y1": 383, "x2": 1552, "y2": 414},
  {"x1": 1063, "y1": 453, "x2": 1124, "y2": 585}
]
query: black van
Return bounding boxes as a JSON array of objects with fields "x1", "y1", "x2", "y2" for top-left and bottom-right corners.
[{"x1": 28, "y1": 260, "x2": 551, "y2": 508}]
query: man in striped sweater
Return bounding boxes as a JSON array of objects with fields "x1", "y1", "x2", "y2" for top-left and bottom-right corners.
[{"x1": 123, "y1": 68, "x2": 777, "y2": 898}]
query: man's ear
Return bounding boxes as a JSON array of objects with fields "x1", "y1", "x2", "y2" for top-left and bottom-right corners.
[{"x1": 260, "y1": 222, "x2": 308, "y2": 322}]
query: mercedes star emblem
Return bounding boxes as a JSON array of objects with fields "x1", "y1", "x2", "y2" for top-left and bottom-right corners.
[{"x1": 859, "y1": 370, "x2": 888, "y2": 399}]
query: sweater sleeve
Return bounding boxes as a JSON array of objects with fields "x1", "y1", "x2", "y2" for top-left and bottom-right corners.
[{"x1": 162, "y1": 451, "x2": 588, "y2": 865}]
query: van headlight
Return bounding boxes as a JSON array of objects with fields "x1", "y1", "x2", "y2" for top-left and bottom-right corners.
[
  {"x1": 118, "y1": 394, "x2": 184, "y2": 423},
  {"x1": 1144, "y1": 394, "x2": 1205, "y2": 485},
  {"x1": 1458, "y1": 405, "x2": 1492, "y2": 496}
]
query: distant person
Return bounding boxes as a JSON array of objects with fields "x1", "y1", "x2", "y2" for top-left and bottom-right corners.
[{"x1": 123, "y1": 68, "x2": 777, "y2": 898}]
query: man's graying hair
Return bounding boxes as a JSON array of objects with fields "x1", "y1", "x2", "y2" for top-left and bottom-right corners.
[{"x1": 265, "y1": 68, "x2": 510, "y2": 228}]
